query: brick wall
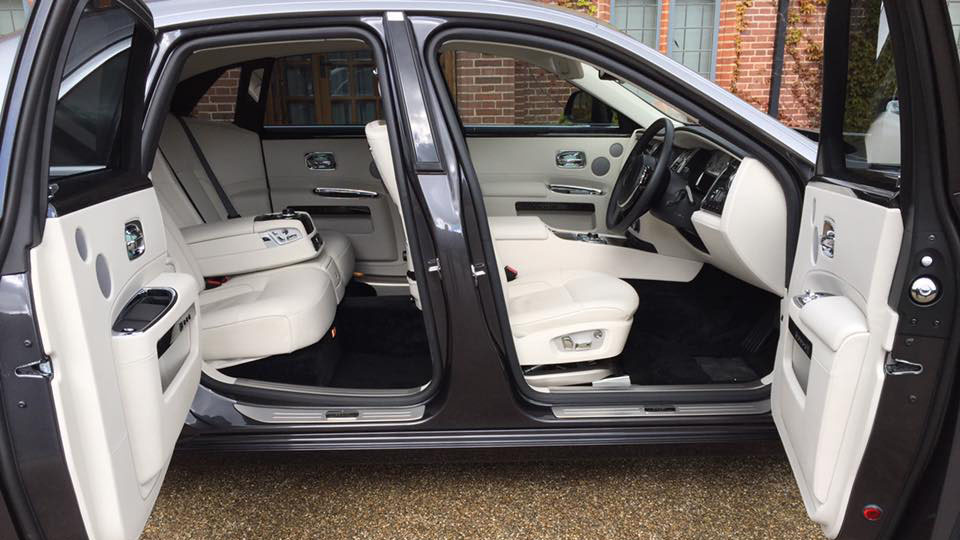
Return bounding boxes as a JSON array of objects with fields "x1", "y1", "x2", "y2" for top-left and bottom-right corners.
[
  {"x1": 192, "y1": 0, "x2": 825, "y2": 129},
  {"x1": 191, "y1": 68, "x2": 240, "y2": 121}
]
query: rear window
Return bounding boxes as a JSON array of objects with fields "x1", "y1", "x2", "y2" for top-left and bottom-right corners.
[{"x1": 265, "y1": 49, "x2": 381, "y2": 126}]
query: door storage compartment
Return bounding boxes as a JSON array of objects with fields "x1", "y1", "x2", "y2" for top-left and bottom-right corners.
[{"x1": 111, "y1": 272, "x2": 201, "y2": 487}]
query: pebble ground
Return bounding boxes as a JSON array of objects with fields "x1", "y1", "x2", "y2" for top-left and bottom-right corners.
[{"x1": 142, "y1": 444, "x2": 823, "y2": 540}]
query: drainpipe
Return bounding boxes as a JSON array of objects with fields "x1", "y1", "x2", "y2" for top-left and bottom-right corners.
[{"x1": 768, "y1": 0, "x2": 790, "y2": 119}]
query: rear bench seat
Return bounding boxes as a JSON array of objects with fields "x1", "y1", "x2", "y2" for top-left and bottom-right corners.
[{"x1": 153, "y1": 114, "x2": 355, "y2": 301}]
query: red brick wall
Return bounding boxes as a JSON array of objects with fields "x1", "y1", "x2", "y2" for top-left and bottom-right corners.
[
  {"x1": 191, "y1": 68, "x2": 240, "y2": 121},
  {"x1": 714, "y1": 0, "x2": 825, "y2": 129},
  {"x1": 454, "y1": 52, "x2": 516, "y2": 124}
]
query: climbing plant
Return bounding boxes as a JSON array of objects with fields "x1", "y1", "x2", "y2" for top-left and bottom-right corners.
[
  {"x1": 783, "y1": 0, "x2": 827, "y2": 126},
  {"x1": 556, "y1": 0, "x2": 598, "y2": 17}
]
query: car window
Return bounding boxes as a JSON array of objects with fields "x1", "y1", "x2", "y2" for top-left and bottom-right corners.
[
  {"x1": 439, "y1": 49, "x2": 621, "y2": 129},
  {"x1": 841, "y1": 3, "x2": 900, "y2": 172},
  {"x1": 264, "y1": 49, "x2": 381, "y2": 126},
  {"x1": 50, "y1": 3, "x2": 134, "y2": 178}
]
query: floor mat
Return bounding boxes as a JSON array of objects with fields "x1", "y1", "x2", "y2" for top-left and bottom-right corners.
[
  {"x1": 222, "y1": 295, "x2": 433, "y2": 389},
  {"x1": 615, "y1": 265, "x2": 779, "y2": 386}
]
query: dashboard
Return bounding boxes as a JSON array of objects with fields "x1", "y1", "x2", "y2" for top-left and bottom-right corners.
[
  {"x1": 648, "y1": 133, "x2": 741, "y2": 251},
  {"x1": 628, "y1": 127, "x2": 787, "y2": 295}
]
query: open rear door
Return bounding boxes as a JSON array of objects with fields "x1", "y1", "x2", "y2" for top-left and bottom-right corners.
[
  {"x1": 0, "y1": 1, "x2": 200, "y2": 539},
  {"x1": 773, "y1": 1, "x2": 960, "y2": 538}
]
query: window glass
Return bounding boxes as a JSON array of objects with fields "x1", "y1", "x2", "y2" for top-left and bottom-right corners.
[
  {"x1": 439, "y1": 50, "x2": 621, "y2": 128},
  {"x1": 668, "y1": 0, "x2": 718, "y2": 79},
  {"x1": 949, "y1": 0, "x2": 960, "y2": 55},
  {"x1": 265, "y1": 48, "x2": 381, "y2": 126},
  {"x1": 613, "y1": 0, "x2": 660, "y2": 49},
  {"x1": 842, "y1": 1, "x2": 899, "y2": 170},
  {"x1": 50, "y1": 3, "x2": 134, "y2": 176}
]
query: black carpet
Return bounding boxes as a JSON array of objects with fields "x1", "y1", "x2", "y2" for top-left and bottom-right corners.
[
  {"x1": 222, "y1": 295, "x2": 433, "y2": 389},
  {"x1": 616, "y1": 265, "x2": 780, "y2": 385}
]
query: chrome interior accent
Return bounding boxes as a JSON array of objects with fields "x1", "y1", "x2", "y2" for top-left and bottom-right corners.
[
  {"x1": 552, "y1": 399, "x2": 770, "y2": 418},
  {"x1": 305, "y1": 151, "x2": 337, "y2": 170},
  {"x1": 555, "y1": 150, "x2": 586, "y2": 169},
  {"x1": 312, "y1": 187, "x2": 379, "y2": 198},
  {"x1": 234, "y1": 403, "x2": 426, "y2": 424},
  {"x1": 548, "y1": 183, "x2": 603, "y2": 195}
]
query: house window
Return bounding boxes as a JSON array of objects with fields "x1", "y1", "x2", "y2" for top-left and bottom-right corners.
[
  {"x1": 668, "y1": 0, "x2": 719, "y2": 79},
  {"x1": 613, "y1": 0, "x2": 660, "y2": 49},
  {"x1": 949, "y1": 0, "x2": 960, "y2": 53},
  {"x1": 265, "y1": 49, "x2": 381, "y2": 126}
]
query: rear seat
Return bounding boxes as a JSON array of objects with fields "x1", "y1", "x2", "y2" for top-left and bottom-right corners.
[
  {"x1": 153, "y1": 114, "x2": 355, "y2": 301},
  {"x1": 156, "y1": 189, "x2": 337, "y2": 369}
]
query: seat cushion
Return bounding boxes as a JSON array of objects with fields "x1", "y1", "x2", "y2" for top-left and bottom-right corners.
[
  {"x1": 199, "y1": 264, "x2": 337, "y2": 366},
  {"x1": 506, "y1": 270, "x2": 639, "y2": 366}
]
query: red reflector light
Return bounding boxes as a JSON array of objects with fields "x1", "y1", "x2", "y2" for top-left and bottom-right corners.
[{"x1": 863, "y1": 504, "x2": 883, "y2": 521}]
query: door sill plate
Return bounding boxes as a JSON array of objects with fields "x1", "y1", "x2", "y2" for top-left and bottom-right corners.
[
  {"x1": 552, "y1": 399, "x2": 769, "y2": 419},
  {"x1": 235, "y1": 403, "x2": 426, "y2": 424}
]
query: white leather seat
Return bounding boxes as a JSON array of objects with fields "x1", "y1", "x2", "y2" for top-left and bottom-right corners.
[
  {"x1": 506, "y1": 270, "x2": 639, "y2": 366},
  {"x1": 365, "y1": 119, "x2": 639, "y2": 369},
  {"x1": 159, "y1": 194, "x2": 337, "y2": 368},
  {"x1": 365, "y1": 119, "x2": 420, "y2": 308},
  {"x1": 155, "y1": 114, "x2": 355, "y2": 299}
]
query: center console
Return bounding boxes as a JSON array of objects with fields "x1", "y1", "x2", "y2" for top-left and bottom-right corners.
[{"x1": 181, "y1": 209, "x2": 323, "y2": 277}]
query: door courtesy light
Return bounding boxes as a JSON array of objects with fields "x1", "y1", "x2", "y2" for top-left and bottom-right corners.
[{"x1": 863, "y1": 504, "x2": 883, "y2": 521}]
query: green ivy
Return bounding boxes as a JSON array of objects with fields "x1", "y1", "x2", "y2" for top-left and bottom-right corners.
[
  {"x1": 843, "y1": 0, "x2": 897, "y2": 132},
  {"x1": 556, "y1": 0, "x2": 598, "y2": 17}
]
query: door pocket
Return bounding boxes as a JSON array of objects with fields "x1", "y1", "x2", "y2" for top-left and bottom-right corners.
[{"x1": 515, "y1": 201, "x2": 595, "y2": 230}]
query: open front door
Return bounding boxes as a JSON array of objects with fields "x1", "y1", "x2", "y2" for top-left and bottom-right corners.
[
  {"x1": 0, "y1": 1, "x2": 199, "y2": 539},
  {"x1": 773, "y1": 0, "x2": 960, "y2": 538}
]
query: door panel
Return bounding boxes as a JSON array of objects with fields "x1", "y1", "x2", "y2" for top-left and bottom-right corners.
[
  {"x1": 468, "y1": 135, "x2": 635, "y2": 233},
  {"x1": 772, "y1": 183, "x2": 902, "y2": 536},
  {"x1": 32, "y1": 188, "x2": 201, "y2": 538},
  {"x1": 262, "y1": 138, "x2": 406, "y2": 276}
]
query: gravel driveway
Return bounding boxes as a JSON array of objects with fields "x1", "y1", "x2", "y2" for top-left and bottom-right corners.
[{"x1": 142, "y1": 443, "x2": 822, "y2": 539}]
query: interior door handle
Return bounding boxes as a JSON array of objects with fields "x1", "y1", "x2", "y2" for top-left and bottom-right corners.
[
  {"x1": 548, "y1": 184, "x2": 603, "y2": 196},
  {"x1": 556, "y1": 151, "x2": 586, "y2": 169},
  {"x1": 312, "y1": 187, "x2": 379, "y2": 198}
]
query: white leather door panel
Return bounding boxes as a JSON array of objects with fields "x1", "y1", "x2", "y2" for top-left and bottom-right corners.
[
  {"x1": 772, "y1": 182, "x2": 902, "y2": 538},
  {"x1": 468, "y1": 135, "x2": 635, "y2": 234},
  {"x1": 262, "y1": 138, "x2": 406, "y2": 276},
  {"x1": 31, "y1": 188, "x2": 201, "y2": 539}
]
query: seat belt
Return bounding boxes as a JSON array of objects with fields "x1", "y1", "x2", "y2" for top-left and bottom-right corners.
[{"x1": 175, "y1": 116, "x2": 241, "y2": 219}]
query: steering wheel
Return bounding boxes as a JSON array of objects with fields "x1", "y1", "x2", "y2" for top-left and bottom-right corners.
[{"x1": 605, "y1": 117, "x2": 674, "y2": 232}]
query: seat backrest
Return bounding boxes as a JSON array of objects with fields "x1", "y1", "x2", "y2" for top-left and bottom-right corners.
[
  {"x1": 153, "y1": 187, "x2": 206, "y2": 287},
  {"x1": 365, "y1": 120, "x2": 402, "y2": 216},
  {"x1": 157, "y1": 114, "x2": 271, "y2": 222}
]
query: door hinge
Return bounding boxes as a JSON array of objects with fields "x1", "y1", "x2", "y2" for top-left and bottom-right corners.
[
  {"x1": 470, "y1": 262, "x2": 487, "y2": 286},
  {"x1": 885, "y1": 354, "x2": 923, "y2": 376},
  {"x1": 15, "y1": 357, "x2": 53, "y2": 379},
  {"x1": 425, "y1": 258, "x2": 441, "y2": 278}
]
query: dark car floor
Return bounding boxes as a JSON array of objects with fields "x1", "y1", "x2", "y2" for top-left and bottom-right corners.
[
  {"x1": 614, "y1": 265, "x2": 781, "y2": 385},
  {"x1": 222, "y1": 293, "x2": 433, "y2": 389}
]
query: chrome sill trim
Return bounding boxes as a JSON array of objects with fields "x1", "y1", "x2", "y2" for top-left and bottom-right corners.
[
  {"x1": 232, "y1": 377, "x2": 427, "y2": 398},
  {"x1": 552, "y1": 399, "x2": 770, "y2": 419},
  {"x1": 235, "y1": 403, "x2": 426, "y2": 424},
  {"x1": 541, "y1": 379, "x2": 770, "y2": 394}
]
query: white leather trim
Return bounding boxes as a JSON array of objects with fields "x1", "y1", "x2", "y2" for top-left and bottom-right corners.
[
  {"x1": 691, "y1": 157, "x2": 787, "y2": 295},
  {"x1": 199, "y1": 264, "x2": 337, "y2": 364},
  {"x1": 772, "y1": 183, "x2": 902, "y2": 538},
  {"x1": 489, "y1": 216, "x2": 702, "y2": 282},
  {"x1": 182, "y1": 216, "x2": 319, "y2": 277},
  {"x1": 799, "y1": 296, "x2": 868, "y2": 353},
  {"x1": 505, "y1": 270, "x2": 639, "y2": 366}
]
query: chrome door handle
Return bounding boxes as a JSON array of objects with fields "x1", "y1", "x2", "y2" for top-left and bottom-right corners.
[
  {"x1": 305, "y1": 151, "x2": 336, "y2": 171},
  {"x1": 312, "y1": 187, "x2": 379, "y2": 198},
  {"x1": 556, "y1": 150, "x2": 586, "y2": 169},
  {"x1": 548, "y1": 184, "x2": 603, "y2": 196}
]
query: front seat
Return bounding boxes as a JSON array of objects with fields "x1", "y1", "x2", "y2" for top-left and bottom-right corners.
[
  {"x1": 365, "y1": 120, "x2": 639, "y2": 372},
  {"x1": 365, "y1": 119, "x2": 420, "y2": 308},
  {"x1": 158, "y1": 194, "x2": 337, "y2": 369},
  {"x1": 505, "y1": 269, "x2": 639, "y2": 367}
]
